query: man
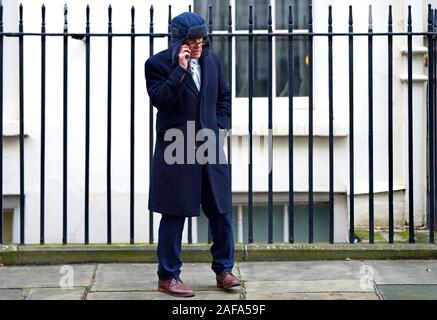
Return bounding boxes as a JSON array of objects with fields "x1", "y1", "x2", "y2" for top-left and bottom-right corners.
[{"x1": 144, "y1": 12, "x2": 240, "y2": 298}]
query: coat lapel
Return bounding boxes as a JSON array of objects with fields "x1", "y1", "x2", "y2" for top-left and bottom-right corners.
[
  {"x1": 199, "y1": 56, "x2": 208, "y2": 100},
  {"x1": 186, "y1": 57, "x2": 208, "y2": 100},
  {"x1": 186, "y1": 73, "x2": 200, "y2": 99}
]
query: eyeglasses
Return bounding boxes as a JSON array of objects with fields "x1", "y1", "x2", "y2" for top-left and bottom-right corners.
[{"x1": 185, "y1": 38, "x2": 208, "y2": 48}]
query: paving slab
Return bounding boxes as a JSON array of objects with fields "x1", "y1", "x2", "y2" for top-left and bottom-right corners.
[
  {"x1": 363, "y1": 260, "x2": 437, "y2": 284},
  {"x1": 2, "y1": 261, "x2": 436, "y2": 300},
  {"x1": 0, "y1": 289, "x2": 24, "y2": 300},
  {"x1": 244, "y1": 279, "x2": 374, "y2": 294},
  {"x1": 246, "y1": 292, "x2": 380, "y2": 300},
  {"x1": 238, "y1": 261, "x2": 364, "y2": 282},
  {"x1": 0, "y1": 264, "x2": 96, "y2": 289},
  {"x1": 377, "y1": 285, "x2": 437, "y2": 300},
  {"x1": 25, "y1": 288, "x2": 86, "y2": 300},
  {"x1": 177, "y1": 263, "x2": 239, "y2": 291},
  {"x1": 91, "y1": 263, "x2": 227, "y2": 292},
  {"x1": 91, "y1": 263, "x2": 157, "y2": 292},
  {"x1": 87, "y1": 290, "x2": 240, "y2": 300}
]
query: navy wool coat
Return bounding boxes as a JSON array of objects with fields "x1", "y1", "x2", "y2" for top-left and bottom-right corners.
[{"x1": 145, "y1": 46, "x2": 232, "y2": 217}]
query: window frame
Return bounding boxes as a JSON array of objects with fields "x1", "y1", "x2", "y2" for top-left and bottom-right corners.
[{"x1": 199, "y1": 0, "x2": 309, "y2": 109}]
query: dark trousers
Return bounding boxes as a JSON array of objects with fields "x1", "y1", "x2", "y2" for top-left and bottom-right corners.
[{"x1": 157, "y1": 164, "x2": 235, "y2": 280}]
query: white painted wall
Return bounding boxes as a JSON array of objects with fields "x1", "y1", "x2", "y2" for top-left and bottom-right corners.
[{"x1": 2, "y1": 0, "x2": 193, "y2": 244}]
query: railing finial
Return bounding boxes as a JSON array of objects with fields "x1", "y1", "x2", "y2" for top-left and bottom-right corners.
[
  {"x1": 228, "y1": 5, "x2": 232, "y2": 28},
  {"x1": 368, "y1": 5, "x2": 372, "y2": 30},
  {"x1": 388, "y1": 5, "x2": 392, "y2": 26},
  {"x1": 108, "y1": 4, "x2": 112, "y2": 26},
  {"x1": 86, "y1": 4, "x2": 90, "y2": 27},
  {"x1": 42, "y1": 3, "x2": 45, "y2": 26},
  {"x1": 63, "y1": 3, "x2": 68, "y2": 30},
  {"x1": 0, "y1": 4, "x2": 3, "y2": 30},
  {"x1": 19, "y1": 2, "x2": 23, "y2": 24},
  {"x1": 288, "y1": 5, "x2": 293, "y2": 25},
  {"x1": 0, "y1": 1, "x2": 4, "y2": 28},
  {"x1": 131, "y1": 5, "x2": 135, "y2": 28},
  {"x1": 208, "y1": 4, "x2": 212, "y2": 28}
]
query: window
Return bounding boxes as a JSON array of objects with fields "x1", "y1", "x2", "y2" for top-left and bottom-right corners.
[
  {"x1": 235, "y1": 0, "x2": 269, "y2": 97},
  {"x1": 196, "y1": 206, "x2": 239, "y2": 243},
  {"x1": 275, "y1": 0, "x2": 310, "y2": 29},
  {"x1": 2, "y1": 211, "x2": 13, "y2": 244},
  {"x1": 240, "y1": 205, "x2": 284, "y2": 242},
  {"x1": 194, "y1": 0, "x2": 230, "y2": 81},
  {"x1": 193, "y1": 0, "x2": 311, "y2": 98},
  {"x1": 196, "y1": 203, "x2": 330, "y2": 243},
  {"x1": 292, "y1": 204, "x2": 329, "y2": 242},
  {"x1": 276, "y1": 37, "x2": 308, "y2": 97},
  {"x1": 194, "y1": 0, "x2": 230, "y2": 30},
  {"x1": 275, "y1": 0, "x2": 310, "y2": 97}
]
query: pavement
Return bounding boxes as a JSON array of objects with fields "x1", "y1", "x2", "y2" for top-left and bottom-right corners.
[{"x1": 0, "y1": 260, "x2": 436, "y2": 300}]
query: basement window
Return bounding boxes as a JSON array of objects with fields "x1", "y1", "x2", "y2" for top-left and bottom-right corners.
[{"x1": 2, "y1": 211, "x2": 13, "y2": 244}]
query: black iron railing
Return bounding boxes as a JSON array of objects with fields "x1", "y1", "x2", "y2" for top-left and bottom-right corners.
[{"x1": 0, "y1": 2, "x2": 436, "y2": 245}]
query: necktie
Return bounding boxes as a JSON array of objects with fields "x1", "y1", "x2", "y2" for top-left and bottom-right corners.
[{"x1": 188, "y1": 59, "x2": 201, "y2": 91}]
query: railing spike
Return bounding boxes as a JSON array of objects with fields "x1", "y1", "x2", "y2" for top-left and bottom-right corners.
[
  {"x1": 368, "y1": 5, "x2": 373, "y2": 30},
  {"x1": 63, "y1": 3, "x2": 68, "y2": 29},
  {"x1": 208, "y1": 4, "x2": 212, "y2": 27},
  {"x1": 131, "y1": 5, "x2": 135, "y2": 27},
  {"x1": 288, "y1": 5, "x2": 293, "y2": 25},
  {"x1": 432, "y1": 8, "x2": 436, "y2": 27},
  {"x1": 86, "y1": 4, "x2": 90, "y2": 26},
  {"x1": 228, "y1": 5, "x2": 232, "y2": 27},
  {"x1": 42, "y1": 4, "x2": 45, "y2": 25},
  {"x1": 19, "y1": 3, "x2": 23, "y2": 23},
  {"x1": 389, "y1": 5, "x2": 392, "y2": 26}
]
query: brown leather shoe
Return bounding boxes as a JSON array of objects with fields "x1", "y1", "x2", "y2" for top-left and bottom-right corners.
[
  {"x1": 216, "y1": 271, "x2": 241, "y2": 289},
  {"x1": 157, "y1": 278, "x2": 195, "y2": 297}
]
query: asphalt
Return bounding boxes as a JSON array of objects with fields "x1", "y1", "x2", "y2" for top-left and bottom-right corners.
[{"x1": 0, "y1": 260, "x2": 436, "y2": 300}]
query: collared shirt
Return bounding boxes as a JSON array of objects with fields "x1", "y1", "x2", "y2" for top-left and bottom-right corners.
[{"x1": 188, "y1": 58, "x2": 201, "y2": 91}]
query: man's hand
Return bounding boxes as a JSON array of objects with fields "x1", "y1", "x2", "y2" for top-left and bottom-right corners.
[{"x1": 178, "y1": 44, "x2": 191, "y2": 69}]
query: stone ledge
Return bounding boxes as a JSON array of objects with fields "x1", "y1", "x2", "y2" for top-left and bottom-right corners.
[
  {"x1": 242, "y1": 243, "x2": 437, "y2": 261},
  {"x1": 0, "y1": 243, "x2": 436, "y2": 266}
]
